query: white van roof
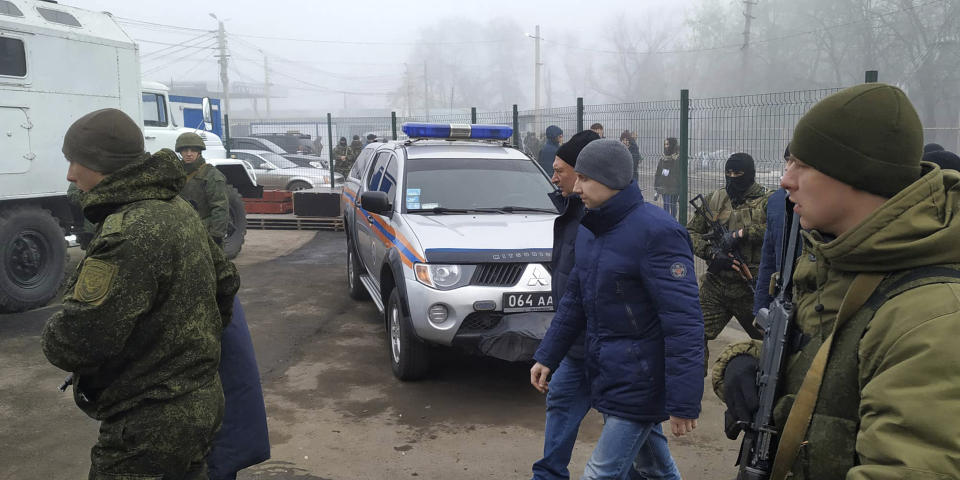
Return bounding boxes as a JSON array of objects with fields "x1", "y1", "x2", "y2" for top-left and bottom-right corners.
[{"x1": 0, "y1": 0, "x2": 136, "y2": 49}]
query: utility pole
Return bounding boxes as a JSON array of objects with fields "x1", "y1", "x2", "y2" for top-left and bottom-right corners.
[
  {"x1": 741, "y1": 0, "x2": 757, "y2": 50},
  {"x1": 404, "y1": 63, "x2": 412, "y2": 116},
  {"x1": 263, "y1": 55, "x2": 271, "y2": 118},
  {"x1": 527, "y1": 25, "x2": 543, "y2": 132},
  {"x1": 423, "y1": 62, "x2": 430, "y2": 119},
  {"x1": 211, "y1": 14, "x2": 230, "y2": 119}
]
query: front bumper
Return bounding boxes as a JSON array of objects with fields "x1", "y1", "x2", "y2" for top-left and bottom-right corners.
[{"x1": 450, "y1": 311, "x2": 553, "y2": 362}]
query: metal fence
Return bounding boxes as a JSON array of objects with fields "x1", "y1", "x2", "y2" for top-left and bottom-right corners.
[{"x1": 227, "y1": 85, "x2": 868, "y2": 223}]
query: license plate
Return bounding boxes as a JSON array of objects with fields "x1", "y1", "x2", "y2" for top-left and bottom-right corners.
[{"x1": 503, "y1": 292, "x2": 554, "y2": 313}]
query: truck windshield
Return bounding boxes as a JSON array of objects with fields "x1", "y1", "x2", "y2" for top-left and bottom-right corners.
[
  {"x1": 142, "y1": 93, "x2": 167, "y2": 127},
  {"x1": 404, "y1": 158, "x2": 557, "y2": 213}
]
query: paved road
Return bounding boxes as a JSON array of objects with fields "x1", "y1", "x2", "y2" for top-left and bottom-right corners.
[{"x1": 0, "y1": 230, "x2": 742, "y2": 479}]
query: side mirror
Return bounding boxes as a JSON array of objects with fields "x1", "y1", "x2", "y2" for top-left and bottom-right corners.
[
  {"x1": 201, "y1": 97, "x2": 213, "y2": 131},
  {"x1": 360, "y1": 191, "x2": 392, "y2": 216}
]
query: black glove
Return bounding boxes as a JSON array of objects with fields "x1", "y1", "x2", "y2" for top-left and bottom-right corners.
[
  {"x1": 722, "y1": 354, "x2": 760, "y2": 440},
  {"x1": 708, "y1": 255, "x2": 735, "y2": 274}
]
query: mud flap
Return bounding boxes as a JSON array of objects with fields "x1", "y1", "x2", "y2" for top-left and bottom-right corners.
[{"x1": 477, "y1": 312, "x2": 553, "y2": 362}]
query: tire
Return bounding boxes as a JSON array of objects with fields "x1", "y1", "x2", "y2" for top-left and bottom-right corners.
[
  {"x1": 386, "y1": 287, "x2": 429, "y2": 381},
  {"x1": 346, "y1": 239, "x2": 368, "y2": 301},
  {"x1": 0, "y1": 206, "x2": 68, "y2": 313},
  {"x1": 286, "y1": 180, "x2": 312, "y2": 192},
  {"x1": 223, "y1": 186, "x2": 246, "y2": 260}
]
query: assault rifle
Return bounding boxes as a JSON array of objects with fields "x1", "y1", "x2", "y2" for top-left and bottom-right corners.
[
  {"x1": 688, "y1": 194, "x2": 755, "y2": 292},
  {"x1": 731, "y1": 199, "x2": 802, "y2": 480}
]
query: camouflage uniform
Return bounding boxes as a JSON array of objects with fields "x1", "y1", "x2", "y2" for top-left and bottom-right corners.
[
  {"x1": 332, "y1": 142, "x2": 353, "y2": 179},
  {"x1": 686, "y1": 182, "x2": 769, "y2": 341},
  {"x1": 181, "y1": 155, "x2": 230, "y2": 244},
  {"x1": 42, "y1": 149, "x2": 240, "y2": 479}
]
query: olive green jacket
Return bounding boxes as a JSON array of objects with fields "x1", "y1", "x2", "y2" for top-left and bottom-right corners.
[
  {"x1": 180, "y1": 156, "x2": 229, "y2": 241},
  {"x1": 687, "y1": 183, "x2": 769, "y2": 279},
  {"x1": 42, "y1": 149, "x2": 240, "y2": 420},
  {"x1": 332, "y1": 144, "x2": 354, "y2": 178},
  {"x1": 714, "y1": 164, "x2": 960, "y2": 479}
]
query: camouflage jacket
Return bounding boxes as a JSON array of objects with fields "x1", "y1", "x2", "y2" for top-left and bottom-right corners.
[
  {"x1": 180, "y1": 156, "x2": 230, "y2": 241},
  {"x1": 686, "y1": 183, "x2": 769, "y2": 279},
  {"x1": 332, "y1": 144, "x2": 354, "y2": 178},
  {"x1": 41, "y1": 149, "x2": 240, "y2": 420}
]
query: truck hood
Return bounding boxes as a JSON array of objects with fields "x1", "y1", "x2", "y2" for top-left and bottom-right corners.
[{"x1": 403, "y1": 213, "x2": 556, "y2": 262}]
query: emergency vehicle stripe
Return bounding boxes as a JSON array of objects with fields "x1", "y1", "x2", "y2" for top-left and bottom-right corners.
[{"x1": 342, "y1": 187, "x2": 424, "y2": 267}]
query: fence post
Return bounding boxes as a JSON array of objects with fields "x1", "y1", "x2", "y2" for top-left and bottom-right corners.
[
  {"x1": 223, "y1": 114, "x2": 231, "y2": 159},
  {"x1": 391, "y1": 111, "x2": 398, "y2": 140},
  {"x1": 471, "y1": 107, "x2": 477, "y2": 124},
  {"x1": 327, "y1": 112, "x2": 335, "y2": 188},
  {"x1": 576, "y1": 97, "x2": 584, "y2": 132},
  {"x1": 679, "y1": 89, "x2": 690, "y2": 225},
  {"x1": 865, "y1": 70, "x2": 878, "y2": 83},
  {"x1": 512, "y1": 104, "x2": 520, "y2": 147}
]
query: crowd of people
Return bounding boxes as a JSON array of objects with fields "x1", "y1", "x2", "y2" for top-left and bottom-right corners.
[{"x1": 43, "y1": 82, "x2": 960, "y2": 480}]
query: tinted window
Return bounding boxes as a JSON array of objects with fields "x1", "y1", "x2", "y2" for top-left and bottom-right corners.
[
  {"x1": 142, "y1": 93, "x2": 167, "y2": 127},
  {"x1": 235, "y1": 152, "x2": 264, "y2": 169},
  {"x1": 37, "y1": 7, "x2": 81, "y2": 27},
  {"x1": 0, "y1": 37, "x2": 25, "y2": 77},
  {"x1": 404, "y1": 158, "x2": 556, "y2": 212},
  {"x1": 366, "y1": 152, "x2": 391, "y2": 191},
  {"x1": 350, "y1": 148, "x2": 375, "y2": 180},
  {"x1": 382, "y1": 155, "x2": 398, "y2": 200},
  {"x1": 0, "y1": 1, "x2": 23, "y2": 16}
]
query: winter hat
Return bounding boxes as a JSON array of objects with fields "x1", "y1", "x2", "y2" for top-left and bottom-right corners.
[
  {"x1": 62, "y1": 108, "x2": 147, "y2": 174},
  {"x1": 790, "y1": 83, "x2": 923, "y2": 198},
  {"x1": 725, "y1": 152, "x2": 755, "y2": 174},
  {"x1": 924, "y1": 143, "x2": 944, "y2": 154},
  {"x1": 545, "y1": 125, "x2": 563, "y2": 140},
  {"x1": 923, "y1": 150, "x2": 960, "y2": 171},
  {"x1": 574, "y1": 138, "x2": 633, "y2": 190},
  {"x1": 556, "y1": 130, "x2": 600, "y2": 167}
]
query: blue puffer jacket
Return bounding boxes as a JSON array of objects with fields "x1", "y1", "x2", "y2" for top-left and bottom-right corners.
[
  {"x1": 753, "y1": 188, "x2": 786, "y2": 315},
  {"x1": 534, "y1": 183, "x2": 705, "y2": 422},
  {"x1": 537, "y1": 140, "x2": 560, "y2": 175},
  {"x1": 549, "y1": 190, "x2": 586, "y2": 359}
]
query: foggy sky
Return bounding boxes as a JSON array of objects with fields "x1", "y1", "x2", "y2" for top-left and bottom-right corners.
[{"x1": 61, "y1": 0, "x2": 695, "y2": 117}]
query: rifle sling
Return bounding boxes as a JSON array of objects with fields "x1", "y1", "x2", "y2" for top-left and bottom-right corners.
[
  {"x1": 769, "y1": 272, "x2": 884, "y2": 480},
  {"x1": 185, "y1": 163, "x2": 210, "y2": 183}
]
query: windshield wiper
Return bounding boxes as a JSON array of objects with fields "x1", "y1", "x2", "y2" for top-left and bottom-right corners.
[
  {"x1": 407, "y1": 207, "x2": 473, "y2": 214},
  {"x1": 498, "y1": 206, "x2": 558, "y2": 214}
]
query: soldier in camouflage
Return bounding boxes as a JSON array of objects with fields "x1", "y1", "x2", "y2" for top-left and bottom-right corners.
[
  {"x1": 41, "y1": 108, "x2": 239, "y2": 480},
  {"x1": 332, "y1": 136, "x2": 353, "y2": 178},
  {"x1": 686, "y1": 153, "x2": 768, "y2": 364},
  {"x1": 176, "y1": 132, "x2": 230, "y2": 245}
]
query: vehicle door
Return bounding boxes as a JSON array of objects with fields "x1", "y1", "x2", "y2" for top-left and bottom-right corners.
[
  {"x1": 235, "y1": 152, "x2": 279, "y2": 189},
  {"x1": 356, "y1": 150, "x2": 393, "y2": 280},
  {"x1": 369, "y1": 152, "x2": 399, "y2": 272},
  {"x1": 344, "y1": 147, "x2": 375, "y2": 251}
]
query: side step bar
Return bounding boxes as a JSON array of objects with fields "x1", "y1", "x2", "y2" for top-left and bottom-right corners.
[{"x1": 359, "y1": 274, "x2": 384, "y2": 313}]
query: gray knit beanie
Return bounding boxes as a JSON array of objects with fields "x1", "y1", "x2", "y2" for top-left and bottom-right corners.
[{"x1": 574, "y1": 138, "x2": 633, "y2": 190}]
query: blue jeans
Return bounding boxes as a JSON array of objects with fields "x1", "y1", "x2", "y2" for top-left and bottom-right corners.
[
  {"x1": 661, "y1": 194, "x2": 679, "y2": 220},
  {"x1": 581, "y1": 415, "x2": 681, "y2": 480},
  {"x1": 532, "y1": 356, "x2": 593, "y2": 480}
]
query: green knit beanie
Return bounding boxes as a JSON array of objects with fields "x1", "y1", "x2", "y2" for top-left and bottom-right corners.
[
  {"x1": 790, "y1": 83, "x2": 923, "y2": 198},
  {"x1": 62, "y1": 108, "x2": 147, "y2": 174}
]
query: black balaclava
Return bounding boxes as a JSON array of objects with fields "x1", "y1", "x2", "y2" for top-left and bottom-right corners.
[
  {"x1": 664, "y1": 137, "x2": 678, "y2": 156},
  {"x1": 725, "y1": 152, "x2": 755, "y2": 205},
  {"x1": 339, "y1": 137, "x2": 347, "y2": 146}
]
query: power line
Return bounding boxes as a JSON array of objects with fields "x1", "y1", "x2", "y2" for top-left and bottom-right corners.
[
  {"x1": 230, "y1": 31, "x2": 510, "y2": 47},
  {"x1": 269, "y1": 69, "x2": 393, "y2": 96},
  {"x1": 140, "y1": 32, "x2": 217, "y2": 58},
  {"x1": 141, "y1": 40, "x2": 218, "y2": 76},
  {"x1": 116, "y1": 17, "x2": 209, "y2": 33}
]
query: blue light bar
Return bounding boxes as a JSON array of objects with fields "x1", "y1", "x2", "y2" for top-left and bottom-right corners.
[{"x1": 402, "y1": 122, "x2": 514, "y2": 140}]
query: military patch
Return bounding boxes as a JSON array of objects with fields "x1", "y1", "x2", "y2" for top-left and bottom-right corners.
[
  {"x1": 101, "y1": 212, "x2": 124, "y2": 236},
  {"x1": 73, "y1": 258, "x2": 118, "y2": 305},
  {"x1": 670, "y1": 262, "x2": 687, "y2": 279}
]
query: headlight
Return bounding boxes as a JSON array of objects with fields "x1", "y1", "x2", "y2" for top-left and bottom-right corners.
[{"x1": 415, "y1": 263, "x2": 473, "y2": 289}]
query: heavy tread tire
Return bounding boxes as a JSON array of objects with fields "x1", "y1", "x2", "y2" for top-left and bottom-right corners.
[
  {"x1": 386, "y1": 288, "x2": 429, "y2": 381},
  {"x1": 346, "y1": 239, "x2": 368, "y2": 301},
  {"x1": 0, "y1": 206, "x2": 68, "y2": 313},
  {"x1": 222, "y1": 186, "x2": 246, "y2": 260},
  {"x1": 286, "y1": 180, "x2": 312, "y2": 192}
]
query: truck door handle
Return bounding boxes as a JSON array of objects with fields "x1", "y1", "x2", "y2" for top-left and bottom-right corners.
[
  {"x1": 366, "y1": 215, "x2": 375, "y2": 223},
  {"x1": 144, "y1": 136, "x2": 156, "y2": 140}
]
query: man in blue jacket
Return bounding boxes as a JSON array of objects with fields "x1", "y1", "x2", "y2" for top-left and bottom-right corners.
[
  {"x1": 533, "y1": 129, "x2": 600, "y2": 480},
  {"x1": 531, "y1": 139, "x2": 704, "y2": 479},
  {"x1": 537, "y1": 125, "x2": 564, "y2": 174},
  {"x1": 752, "y1": 146, "x2": 790, "y2": 316}
]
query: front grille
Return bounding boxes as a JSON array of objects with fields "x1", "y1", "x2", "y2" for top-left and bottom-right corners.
[
  {"x1": 471, "y1": 263, "x2": 525, "y2": 287},
  {"x1": 540, "y1": 263, "x2": 552, "y2": 275},
  {"x1": 461, "y1": 312, "x2": 503, "y2": 331}
]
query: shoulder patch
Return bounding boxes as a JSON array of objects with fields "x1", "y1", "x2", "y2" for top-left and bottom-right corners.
[
  {"x1": 74, "y1": 258, "x2": 118, "y2": 305},
  {"x1": 101, "y1": 212, "x2": 124, "y2": 236},
  {"x1": 670, "y1": 262, "x2": 688, "y2": 279}
]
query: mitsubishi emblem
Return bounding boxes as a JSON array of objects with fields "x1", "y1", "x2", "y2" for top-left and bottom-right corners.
[{"x1": 527, "y1": 267, "x2": 550, "y2": 287}]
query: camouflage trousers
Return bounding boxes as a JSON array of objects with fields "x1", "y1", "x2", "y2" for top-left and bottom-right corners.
[
  {"x1": 699, "y1": 273, "x2": 762, "y2": 375},
  {"x1": 89, "y1": 381, "x2": 224, "y2": 480}
]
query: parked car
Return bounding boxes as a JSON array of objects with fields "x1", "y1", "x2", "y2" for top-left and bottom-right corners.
[
  {"x1": 231, "y1": 150, "x2": 343, "y2": 191},
  {"x1": 283, "y1": 153, "x2": 329, "y2": 169},
  {"x1": 228, "y1": 136, "x2": 288, "y2": 155},
  {"x1": 251, "y1": 132, "x2": 319, "y2": 155},
  {"x1": 341, "y1": 122, "x2": 559, "y2": 380}
]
